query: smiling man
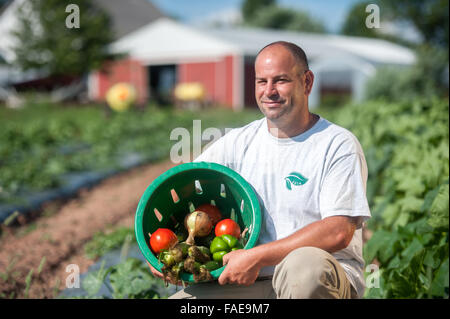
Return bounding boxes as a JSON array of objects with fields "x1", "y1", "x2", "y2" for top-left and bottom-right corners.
[
  {"x1": 151, "y1": 41, "x2": 372, "y2": 299},
  {"x1": 255, "y1": 41, "x2": 315, "y2": 138}
]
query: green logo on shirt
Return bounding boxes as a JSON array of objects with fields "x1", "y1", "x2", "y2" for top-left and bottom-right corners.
[{"x1": 284, "y1": 172, "x2": 308, "y2": 190}]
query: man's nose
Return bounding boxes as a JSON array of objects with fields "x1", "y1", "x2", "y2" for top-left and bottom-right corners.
[{"x1": 264, "y1": 82, "x2": 278, "y2": 97}]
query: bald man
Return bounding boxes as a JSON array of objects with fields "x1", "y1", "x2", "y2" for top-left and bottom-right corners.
[{"x1": 153, "y1": 41, "x2": 371, "y2": 299}]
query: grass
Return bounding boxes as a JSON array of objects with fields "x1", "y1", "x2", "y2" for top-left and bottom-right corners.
[{"x1": 84, "y1": 226, "x2": 135, "y2": 260}]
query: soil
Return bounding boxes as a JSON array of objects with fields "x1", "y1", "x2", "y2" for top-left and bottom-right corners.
[{"x1": 0, "y1": 159, "x2": 177, "y2": 299}]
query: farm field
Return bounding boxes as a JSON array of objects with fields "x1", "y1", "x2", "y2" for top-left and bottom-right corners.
[
  {"x1": 0, "y1": 97, "x2": 448, "y2": 299},
  {"x1": 0, "y1": 102, "x2": 262, "y2": 209},
  {"x1": 0, "y1": 102, "x2": 262, "y2": 298}
]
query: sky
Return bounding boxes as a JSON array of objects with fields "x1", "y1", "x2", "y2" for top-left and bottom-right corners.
[{"x1": 149, "y1": 0, "x2": 366, "y2": 33}]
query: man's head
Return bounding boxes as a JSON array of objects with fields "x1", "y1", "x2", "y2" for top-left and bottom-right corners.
[
  {"x1": 254, "y1": 41, "x2": 314, "y2": 125},
  {"x1": 257, "y1": 41, "x2": 310, "y2": 72}
]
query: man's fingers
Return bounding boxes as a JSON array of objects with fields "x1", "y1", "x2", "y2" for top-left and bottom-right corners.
[
  {"x1": 222, "y1": 252, "x2": 231, "y2": 265},
  {"x1": 218, "y1": 271, "x2": 228, "y2": 285},
  {"x1": 222, "y1": 256, "x2": 228, "y2": 265},
  {"x1": 146, "y1": 261, "x2": 163, "y2": 278}
]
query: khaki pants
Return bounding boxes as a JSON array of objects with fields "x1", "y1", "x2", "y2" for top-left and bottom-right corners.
[{"x1": 169, "y1": 246, "x2": 357, "y2": 299}]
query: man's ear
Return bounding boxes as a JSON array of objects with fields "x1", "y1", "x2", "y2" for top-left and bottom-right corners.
[{"x1": 304, "y1": 70, "x2": 314, "y2": 95}]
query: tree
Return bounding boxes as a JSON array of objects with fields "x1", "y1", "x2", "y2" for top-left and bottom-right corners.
[
  {"x1": 365, "y1": 45, "x2": 449, "y2": 101},
  {"x1": 377, "y1": 0, "x2": 449, "y2": 48},
  {"x1": 243, "y1": 4, "x2": 326, "y2": 33},
  {"x1": 340, "y1": 1, "x2": 420, "y2": 48},
  {"x1": 241, "y1": 0, "x2": 275, "y2": 22},
  {"x1": 341, "y1": 0, "x2": 449, "y2": 49},
  {"x1": 11, "y1": 0, "x2": 116, "y2": 77}
]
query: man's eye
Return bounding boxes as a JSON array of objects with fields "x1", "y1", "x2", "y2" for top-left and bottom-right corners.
[{"x1": 256, "y1": 80, "x2": 266, "y2": 84}]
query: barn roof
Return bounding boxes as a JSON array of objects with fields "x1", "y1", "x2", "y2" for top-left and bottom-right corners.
[
  {"x1": 112, "y1": 18, "x2": 416, "y2": 66},
  {"x1": 110, "y1": 18, "x2": 240, "y2": 64},
  {"x1": 203, "y1": 26, "x2": 416, "y2": 65},
  {"x1": 95, "y1": 0, "x2": 165, "y2": 38}
]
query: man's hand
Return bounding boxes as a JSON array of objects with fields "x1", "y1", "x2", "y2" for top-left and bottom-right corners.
[
  {"x1": 218, "y1": 215, "x2": 358, "y2": 287},
  {"x1": 218, "y1": 249, "x2": 261, "y2": 286}
]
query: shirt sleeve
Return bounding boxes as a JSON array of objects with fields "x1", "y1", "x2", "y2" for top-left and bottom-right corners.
[{"x1": 319, "y1": 152, "x2": 371, "y2": 228}]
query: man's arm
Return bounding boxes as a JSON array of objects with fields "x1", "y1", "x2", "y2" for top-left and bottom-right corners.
[{"x1": 218, "y1": 215, "x2": 358, "y2": 286}]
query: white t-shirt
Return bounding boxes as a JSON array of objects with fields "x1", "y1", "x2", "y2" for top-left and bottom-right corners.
[{"x1": 194, "y1": 116, "x2": 371, "y2": 298}]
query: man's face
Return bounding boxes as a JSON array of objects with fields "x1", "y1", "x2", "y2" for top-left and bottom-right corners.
[{"x1": 254, "y1": 46, "x2": 308, "y2": 122}]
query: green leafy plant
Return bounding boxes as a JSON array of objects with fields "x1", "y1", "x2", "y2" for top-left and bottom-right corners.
[
  {"x1": 84, "y1": 227, "x2": 135, "y2": 260},
  {"x1": 80, "y1": 258, "x2": 168, "y2": 299},
  {"x1": 319, "y1": 97, "x2": 449, "y2": 298}
]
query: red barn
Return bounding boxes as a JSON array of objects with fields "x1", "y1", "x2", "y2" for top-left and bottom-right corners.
[
  {"x1": 89, "y1": 18, "x2": 416, "y2": 109},
  {"x1": 89, "y1": 18, "x2": 245, "y2": 109}
]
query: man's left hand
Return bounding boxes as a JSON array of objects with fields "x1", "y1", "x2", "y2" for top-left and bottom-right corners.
[{"x1": 218, "y1": 249, "x2": 261, "y2": 286}]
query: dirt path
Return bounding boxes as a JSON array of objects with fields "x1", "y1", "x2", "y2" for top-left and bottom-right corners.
[{"x1": 0, "y1": 159, "x2": 177, "y2": 299}]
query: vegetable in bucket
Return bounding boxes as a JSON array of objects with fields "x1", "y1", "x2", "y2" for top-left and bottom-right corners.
[
  {"x1": 215, "y1": 219, "x2": 241, "y2": 239},
  {"x1": 149, "y1": 203, "x2": 247, "y2": 286},
  {"x1": 149, "y1": 228, "x2": 178, "y2": 254},
  {"x1": 184, "y1": 210, "x2": 213, "y2": 245}
]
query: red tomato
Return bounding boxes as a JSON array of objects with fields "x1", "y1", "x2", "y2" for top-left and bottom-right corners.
[
  {"x1": 196, "y1": 203, "x2": 222, "y2": 225},
  {"x1": 149, "y1": 228, "x2": 178, "y2": 254},
  {"x1": 215, "y1": 219, "x2": 241, "y2": 239}
]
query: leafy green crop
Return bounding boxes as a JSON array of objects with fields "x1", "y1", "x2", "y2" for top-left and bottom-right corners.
[
  {"x1": 84, "y1": 227, "x2": 135, "y2": 260},
  {"x1": 80, "y1": 258, "x2": 168, "y2": 299},
  {"x1": 319, "y1": 97, "x2": 449, "y2": 298}
]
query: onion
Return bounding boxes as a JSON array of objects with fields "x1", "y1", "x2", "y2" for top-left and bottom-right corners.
[{"x1": 184, "y1": 210, "x2": 213, "y2": 245}]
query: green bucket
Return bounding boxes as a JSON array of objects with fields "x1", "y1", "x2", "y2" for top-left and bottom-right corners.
[{"x1": 134, "y1": 162, "x2": 262, "y2": 283}]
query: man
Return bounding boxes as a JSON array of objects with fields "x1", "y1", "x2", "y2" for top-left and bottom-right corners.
[{"x1": 149, "y1": 41, "x2": 371, "y2": 299}]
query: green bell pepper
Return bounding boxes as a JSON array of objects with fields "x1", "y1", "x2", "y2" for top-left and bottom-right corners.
[
  {"x1": 209, "y1": 234, "x2": 244, "y2": 263},
  {"x1": 201, "y1": 260, "x2": 221, "y2": 271}
]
